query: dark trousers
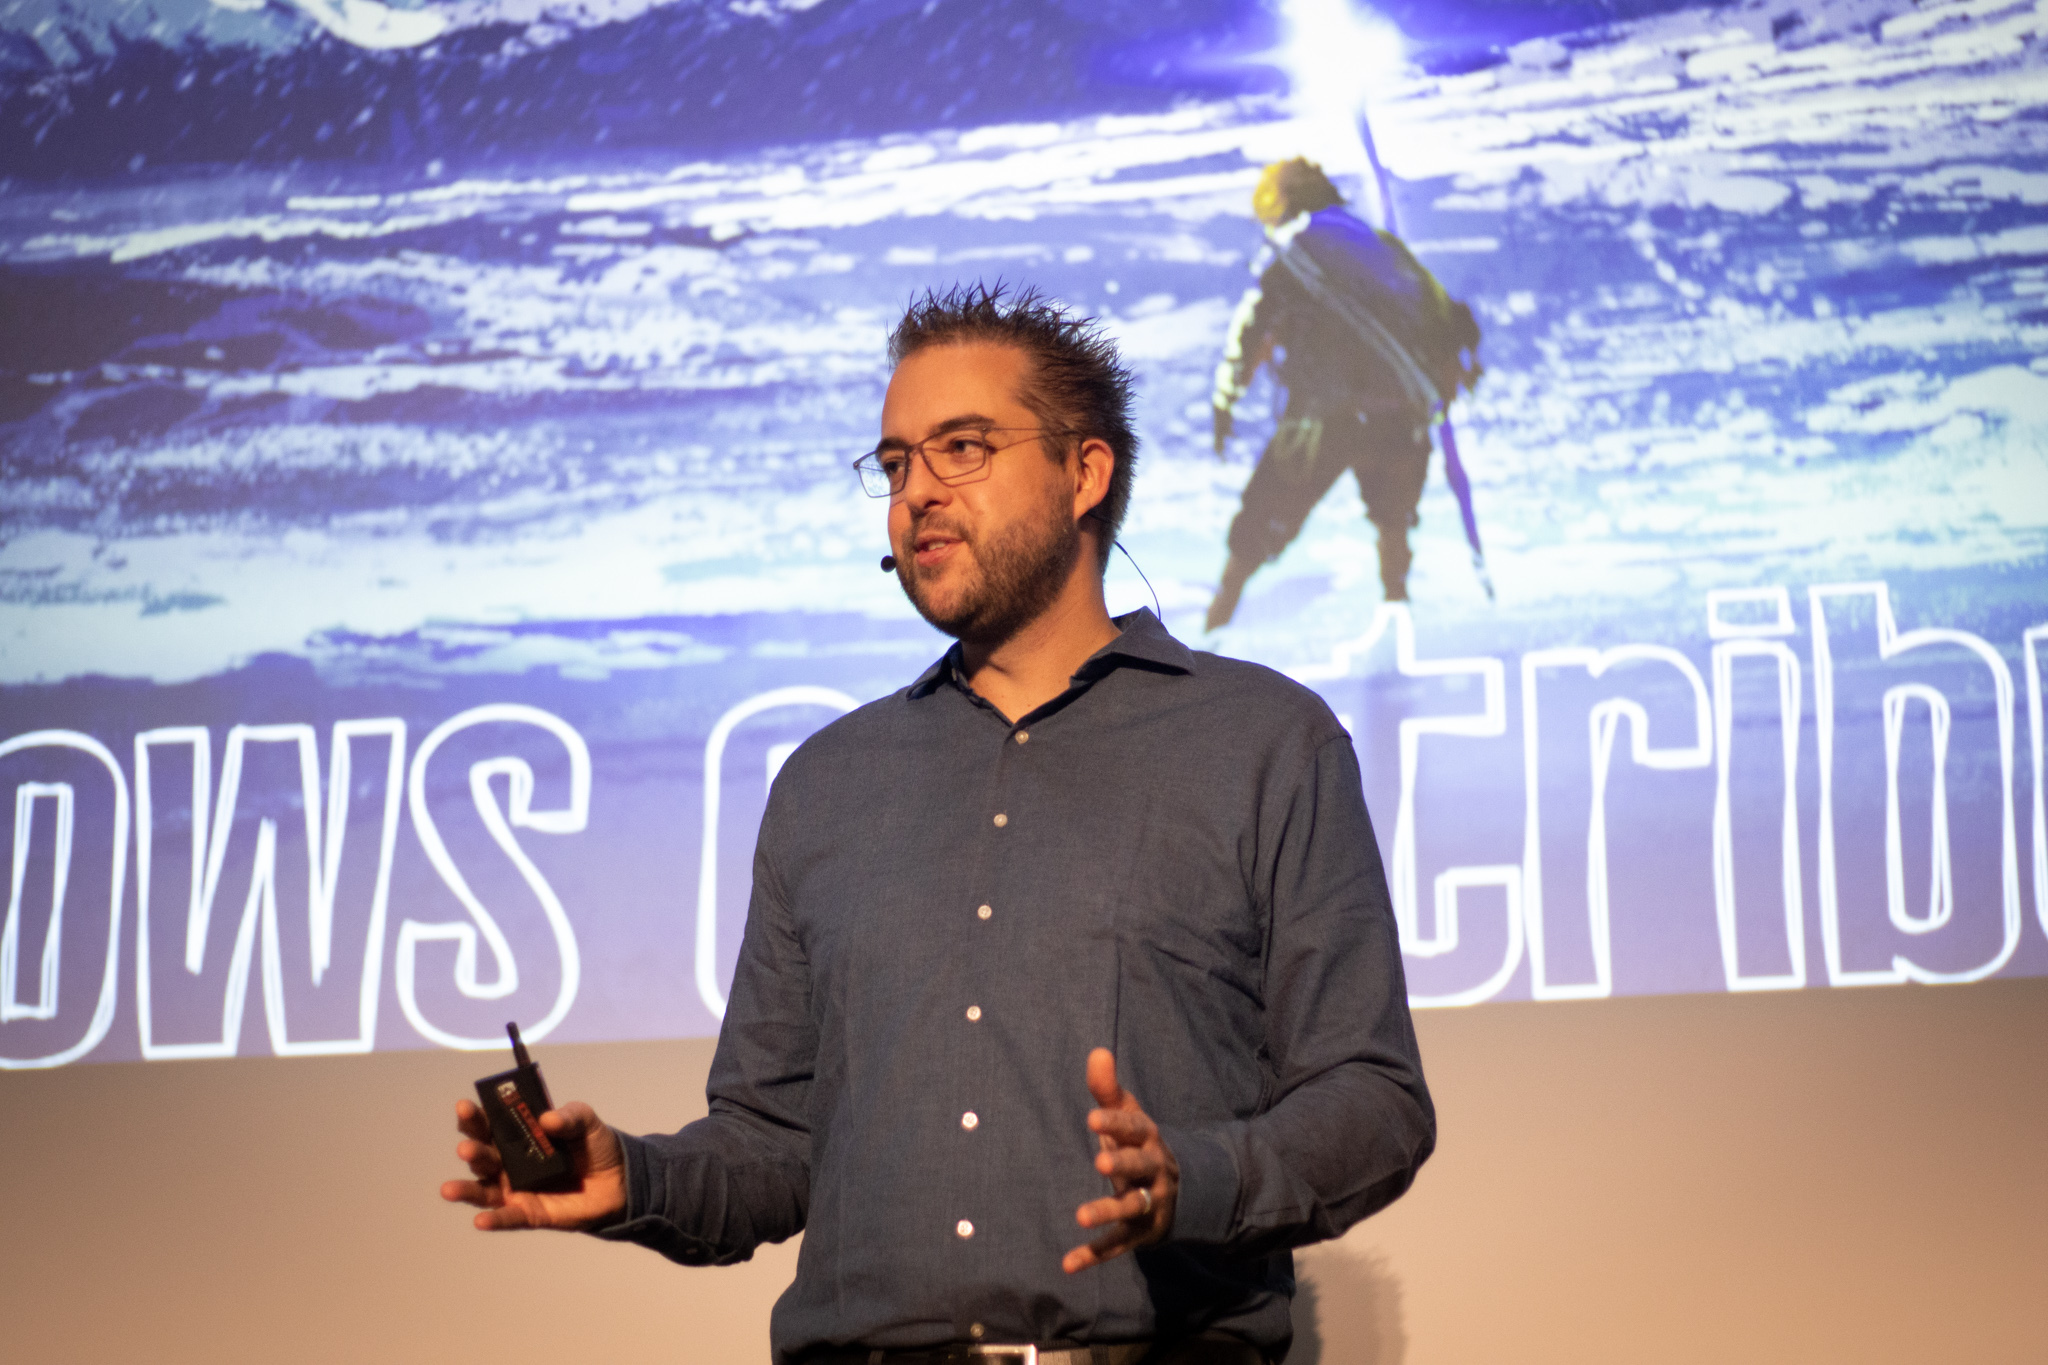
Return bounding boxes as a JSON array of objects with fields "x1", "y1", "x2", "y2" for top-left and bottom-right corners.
[{"x1": 1225, "y1": 408, "x2": 1431, "y2": 599}]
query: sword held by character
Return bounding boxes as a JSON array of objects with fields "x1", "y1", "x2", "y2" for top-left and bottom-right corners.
[{"x1": 1206, "y1": 157, "x2": 1488, "y2": 630}]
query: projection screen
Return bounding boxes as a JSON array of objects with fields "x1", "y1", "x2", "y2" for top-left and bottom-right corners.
[{"x1": 2, "y1": 0, "x2": 2044, "y2": 1069}]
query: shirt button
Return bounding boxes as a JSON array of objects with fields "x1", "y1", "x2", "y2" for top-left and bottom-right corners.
[
  {"x1": 992, "y1": 813, "x2": 1008, "y2": 828},
  {"x1": 961, "y1": 1111, "x2": 979, "y2": 1131},
  {"x1": 956, "y1": 1219, "x2": 975, "y2": 1239},
  {"x1": 977, "y1": 904, "x2": 992, "y2": 920},
  {"x1": 965, "y1": 1005, "x2": 982, "y2": 1021},
  {"x1": 1014, "y1": 730, "x2": 1030, "y2": 745},
  {"x1": 970, "y1": 1324, "x2": 986, "y2": 1340}
]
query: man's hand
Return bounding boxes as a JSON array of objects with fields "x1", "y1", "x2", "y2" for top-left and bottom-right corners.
[
  {"x1": 1063, "y1": 1047, "x2": 1177, "y2": 1273},
  {"x1": 1211, "y1": 405, "x2": 1234, "y2": 457},
  {"x1": 439, "y1": 1098, "x2": 628, "y2": 1232}
]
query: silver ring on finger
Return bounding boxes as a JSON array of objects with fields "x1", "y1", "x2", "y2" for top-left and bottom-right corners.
[{"x1": 1135, "y1": 1186, "x2": 1154, "y2": 1216}]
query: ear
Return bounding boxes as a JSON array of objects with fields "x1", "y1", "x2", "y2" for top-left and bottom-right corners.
[{"x1": 1071, "y1": 437, "x2": 1115, "y2": 525}]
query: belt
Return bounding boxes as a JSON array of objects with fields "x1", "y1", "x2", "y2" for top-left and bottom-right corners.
[
  {"x1": 804, "y1": 1349, "x2": 1140, "y2": 1365},
  {"x1": 804, "y1": 1338, "x2": 1262, "y2": 1365}
]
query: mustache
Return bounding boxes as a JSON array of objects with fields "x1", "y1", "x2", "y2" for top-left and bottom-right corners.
[{"x1": 903, "y1": 512, "x2": 973, "y2": 549}]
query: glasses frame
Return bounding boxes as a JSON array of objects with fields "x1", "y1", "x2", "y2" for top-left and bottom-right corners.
[{"x1": 852, "y1": 426, "x2": 1053, "y2": 498}]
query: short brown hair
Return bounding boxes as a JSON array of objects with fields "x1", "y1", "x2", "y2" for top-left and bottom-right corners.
[{"x1": 887, "y1": 282, "x2": 1138, "y2": 565}]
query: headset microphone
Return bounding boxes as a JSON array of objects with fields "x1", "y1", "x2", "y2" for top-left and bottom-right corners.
[{"x1": 880, "y1": 555, "x2": 897, "y2": 572}]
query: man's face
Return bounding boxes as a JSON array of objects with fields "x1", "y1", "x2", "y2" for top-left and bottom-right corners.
[{"x1": 880, "y1": 342, "x2": 1081, "y2": 645}]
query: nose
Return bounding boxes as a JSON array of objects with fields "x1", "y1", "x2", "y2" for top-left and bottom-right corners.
[{"x1": 896, "y1": 445, "x2": 951, "y2": 509}]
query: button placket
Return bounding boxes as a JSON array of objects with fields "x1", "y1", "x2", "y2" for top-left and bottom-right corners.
[{"x1": 955, "y1": 716, "x2": 1017, "y2": 1255}]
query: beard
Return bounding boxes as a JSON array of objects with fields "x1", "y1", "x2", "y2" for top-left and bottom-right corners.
[{"x1": 896, "y1": 485, "x2": 1081, "y2": 647}]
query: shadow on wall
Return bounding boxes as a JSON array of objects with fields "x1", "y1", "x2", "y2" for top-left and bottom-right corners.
[{"x1": 1289, "y1": 1244, "x2": 1406, "y2": 1365}]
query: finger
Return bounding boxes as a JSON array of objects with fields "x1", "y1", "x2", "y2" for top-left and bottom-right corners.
[
  {"x1": 472, "y1": 1201, "x2": 542, "y2": 1231},
  {"x1": 455, "y1": 1099, "x2": 492, "y2": 1142},
  {"x1": 1093, "y1": 1146, "x2": 1161, "y2": 1183},
  {"x1": 457, "y1": 1138, "x2": 502, "y2": 1180},
  {"x1": 1087, "y1": 1108, "x2": 1157, "y2": 1146},
  {"x1": 1074, "y1": 1188, "x2": 1156, "y2": 1230},
  {"x1": 1062, "y1": 1222, "x2": 1140, "y2": 1274},
  {"x1": 440, "y1": 1177, "x2": 503, "y2": 1210},
  {"x1": 539, "y1": 1100, "x2": 598, "y2": 1143},
  {"x1": 1085, "y1": 1047, "x2": 1124, "y2": 1111}
]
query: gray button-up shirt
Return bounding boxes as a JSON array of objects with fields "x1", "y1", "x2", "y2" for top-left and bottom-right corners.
[{"x1": 600, "y1": 610, "x2": 1434, "y2": 1359}]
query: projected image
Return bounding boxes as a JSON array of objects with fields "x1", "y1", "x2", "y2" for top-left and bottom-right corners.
[
  {"x1": 2, "y1": 0, "x2": 2044, "y2": 1067},
  {"x1": 1202, "y1": 154, "x2": 1487, "y2": 628}
]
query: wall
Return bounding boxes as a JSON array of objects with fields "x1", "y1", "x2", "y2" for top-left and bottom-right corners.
[{"x1": 3, "y1": 977, "x2": 2041, "y2": 1363}]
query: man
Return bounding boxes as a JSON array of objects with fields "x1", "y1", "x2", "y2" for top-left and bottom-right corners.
[
  {"x1": 442, "y1": 284, "x2": 1434, "y2": 1363},
  {"x1": 1206, "y1": 159, "x2": 1482, "y2": 628}
]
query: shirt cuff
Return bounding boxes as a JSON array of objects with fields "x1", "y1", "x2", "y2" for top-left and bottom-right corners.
[
  {"x1": 588, "y1": 1129, "x2": 652, "y2": 1241},
  {"x1": 589, "y1": 1130, "x2": 733, "y2": 1264},
  {"x1": 1157, "y1": 1121, "x2": 1239, "y2": 1245}
]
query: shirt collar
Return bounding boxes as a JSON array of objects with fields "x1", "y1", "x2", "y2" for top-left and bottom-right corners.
[{"x1": 907, "y1": 608, "x2": 1193, "y2": 700}]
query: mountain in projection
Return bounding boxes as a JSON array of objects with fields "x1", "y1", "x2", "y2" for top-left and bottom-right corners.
[{"x1": 0, "y1": 0, "x2": 1736, "y2": 178}]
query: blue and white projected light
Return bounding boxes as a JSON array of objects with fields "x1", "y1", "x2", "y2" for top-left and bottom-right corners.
[{"x1": 2, "y1": 0, "x2": 2044, "y2": 1068}]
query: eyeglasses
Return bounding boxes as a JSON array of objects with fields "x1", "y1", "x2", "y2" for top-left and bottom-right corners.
[{"x1": 853, "y1": 427, "x2": 1049, "y2": 498}]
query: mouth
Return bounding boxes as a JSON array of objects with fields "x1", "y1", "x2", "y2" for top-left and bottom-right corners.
[{"x1": 911, "y1": 528, "x2": 964, "y2": 567}]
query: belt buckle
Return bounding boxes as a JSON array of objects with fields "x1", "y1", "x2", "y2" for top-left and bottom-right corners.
[{"x1": 968, "y1": 1348, "x2": 1037, "y2": 1364}]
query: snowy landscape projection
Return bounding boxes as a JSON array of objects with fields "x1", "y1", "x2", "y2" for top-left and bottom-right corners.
[{"x1": 2, "y1": 0, "x2": 2045, "y2": 1067}]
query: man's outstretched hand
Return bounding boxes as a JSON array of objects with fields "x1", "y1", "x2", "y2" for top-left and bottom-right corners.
[
  {"x1": 439, "y1": 1098, "x2": 628, "y2": 1232},
  {"x1": 1063, "y1": 1047, "x2": 1178, "y2": 1273}
]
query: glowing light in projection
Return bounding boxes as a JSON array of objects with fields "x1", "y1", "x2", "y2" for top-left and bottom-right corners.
[{"x1": 1266, "y1": 0, "x2": 1408, "y2": 223}]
